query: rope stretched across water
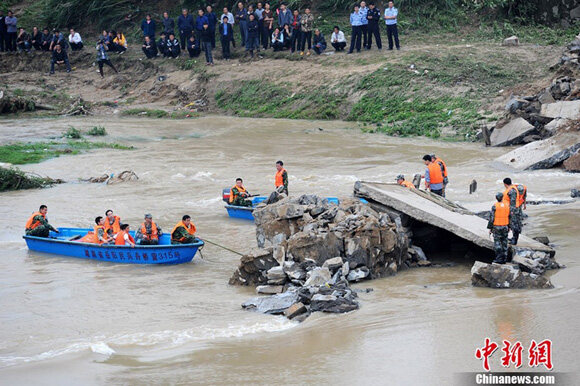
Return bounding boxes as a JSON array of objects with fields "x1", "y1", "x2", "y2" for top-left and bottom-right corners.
[{"x1": 198, "y1": 236, "x2": 245, "y2": 256}]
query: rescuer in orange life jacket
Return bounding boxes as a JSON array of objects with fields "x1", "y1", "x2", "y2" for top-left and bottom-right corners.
[
  {"x1": 422, "y1": 154, "x2": 444, "y2": 196},
  {"x1": 25, "y1": 204, "x2": 59, "y2": 237},
  {"x1": 135, "y1": 214, "x2": 163, "y2": 245},
  {"x1": 229, "y1": 178, "x2": 252, "y2": 207},
  {"x1": 115, "y1": 223, "x2": 136, "y2": 247},
  {"x1": 487, "y1": 192, "x2": 511, "y2": 264},
  {"x1": 396, "y1": 174, "x2": 415, "y2": 189},
  {"x1": 266, "y1": 160, "x2": 289, "y2": 204},
  {"x1": 104, "y1": 209, "x2": 122, "y2": 238},
  {"x1": 171, "y1": 215, "x2": 198, "y2": 244}
]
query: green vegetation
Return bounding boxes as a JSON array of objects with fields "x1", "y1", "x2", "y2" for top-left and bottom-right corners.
[
  {"x1": 122, "y1": 108, "x2": 199, "y2": 119},
  {"x1": 86, "y1": 126, "x2": 107, "y2": 136},
  {"x1": 0, "y1": 167, "x2": 61, "y2": 192},
  {"x1": 63, "y1": 126, "x2": 82, "y2": 139},
  {"x1": 0, "y1": 141, "x2": 134, "y2": 165},
  {"x1": 216, "y1": 80, "x2": 346, "y2": 120}
]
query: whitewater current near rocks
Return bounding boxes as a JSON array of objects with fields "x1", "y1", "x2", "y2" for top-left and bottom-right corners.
[{"x1": 1, "y1": 116, "x2": 579, "y2": 384}]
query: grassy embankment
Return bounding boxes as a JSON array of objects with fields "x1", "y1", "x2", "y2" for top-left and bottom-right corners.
[{"x1": 0, "y1": 126, "x2": 133, "y2": 191}]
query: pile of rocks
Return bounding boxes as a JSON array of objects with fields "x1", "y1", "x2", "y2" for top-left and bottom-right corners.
[{"x1": 230, "y1": 195, "x2": 412, "y2": 321}]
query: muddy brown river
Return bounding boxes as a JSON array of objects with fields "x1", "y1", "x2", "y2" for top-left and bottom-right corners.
[{"x1": 1, "y1": 116, "x2": 579, "y2": 384}]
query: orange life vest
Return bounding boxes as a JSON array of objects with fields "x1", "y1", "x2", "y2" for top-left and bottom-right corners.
[
  {"x1": 25, "y1": 212, "x2": 44, "y2": 230},
  {"x1": 115, "y1": 230, "x2": 135, "y2": 245},
  {"x1": 427, "y1": 162, "x2": 444, "y2": 184},
  {"x1": 78, "y1": 232, "x2": 95, "y2": 243},
  {"x1": 140, "y1": 221, "x2": 159, "y2": 241},
  {"x1": 502, "y1": 185, "x2": 520, "y2": 206},
  {"x1": 171, "y1": 221, "x2": 196, "y2": 242},
  {"x1": 229, "y1": 185, "x2": 247, "y2": 203},
  {"x1": 93, "y1": 225, "x2": 106, "y2": 244},
  {"x1": 515, "y1": 183, "x2": 527, "y2": 208},
  {"x1": 493, "y1": 202, "x2": 510, "y2": 226},
  {"x1": 104, "y1": 215, "x2": 121, "y2": 235},
  {"x1": 400, "y1": 180, "x2": 415, "y2": 189},
  {"x1": 275, "y1": 168, "x2": 286, "y2": 187},
  {"x1": 434, "y1": 157, "x2": 448, "y2": 177}
]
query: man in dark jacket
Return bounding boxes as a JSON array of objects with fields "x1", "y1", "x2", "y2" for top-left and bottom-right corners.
[
  {"x1": 49, "y1": 30, "x2": 67, "y2": 51},
  {"x1": 142, "y1": 35, "x2": 158, "y2": 58},
  {"x1": 366, "y1": 2, "x2": 382, "y2": 49},
  {"x1": 157, "y1": 32, "x2": 168, "y2": 56},
  {"x1": 40, "y1": 28, "x2": 52, "y2": 51},
  {"x1": 219, "y1": 16, "x2": 233, "y2": 60},
  {"x1": 195, "y1": 9, "x2": 208, "y2": 43},
  {"x1": 162, "y1": 11, "x2": 174, "y2": 35},
  {"x1": 246, "y1": 13, "x2": 259, "y2": 57},
  {"x1": 141, "y1": 14, "x2": 156, "y2": 39},
  {"x1": 235, "y1": 1, "x2": 248, "y2": 46},
  {"x1": 49, "y1": 44, "x2": 71, "y2": 74},
  {"x1": 30, "y1": 26, "x2": 42, "y2": 50},
  {"x1": 165, "y1": 33, "x2": 180, "y2": 58},
  {"x1": 178, "y1": 8, "x2": 194, "y2": 50},
  {"x1": 0, "y1": 11, "x2": 6, "y2": 52},
  {"x1": 206, "y1": 5, "x2": 217, "y2": 48},
  {"x1": 186, "y1": 35, "x2": 200, "y2": 57}
]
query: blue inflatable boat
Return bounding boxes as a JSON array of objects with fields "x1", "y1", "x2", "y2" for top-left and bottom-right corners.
[{"x1": 23, "y1": 227, "x2": 204, "y2": 265}]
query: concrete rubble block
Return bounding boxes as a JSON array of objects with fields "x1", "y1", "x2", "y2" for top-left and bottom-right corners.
[
  {"x1": 242, "y1": 290, "x2": 300, "y2": 314},
  {"x1": 284, "y1": 302, "x2": 308, "y2": 319},
  {"x1": 276, "y1": 203, "x2": 305, "y2": 220},
  {"x1": 494, "y1": 133, "x2": 580, "y2": 170},
  {"x1": 322, "y1": 256, "x2": 344, "y2": 272},
  {"x1": 256, "y1": 285, "x2": 284, "y2": 295},
  {"x1": 538, "y1": 87, "x2": 556, "y2": 104},
  {"x1": 310, "y1": 293, "x2": 359, "y2": 313},
  {"x1": 283, "y1": 260, "x2": 307, "y2": 281},
  {"x1": 540, "y1": 100, "x2": 580, "y2": 120},
  {"x1": 543, "y1": 118, "x2": 569, "y2": 135},
  {"x1": 490, "y1": 118, "x2": 535, "y2": 147},
  {"x1": 347, "y1": 267, "x2": 370, "y2": 282},
  {"x1": 266, "y1": 266, "x2": 287, "y2": 285},
  {"x1": 229, "y1": 248, "x2": 276, "y2": 286},
  {"x1": 470, "y1": 261, "x2": 553, "y2": 289},
  {"x1": 303, "y1": 267, "x2": 332, "y2": 287}
]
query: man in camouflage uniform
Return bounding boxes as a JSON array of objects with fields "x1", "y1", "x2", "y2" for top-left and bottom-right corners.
[
  {"x1": 487, "y1": 192, "x2": 511, "y2": 264},
  {"x1": 25, "y1": 205, "x2": 59, "y2": 237},
  {"x1": 135, "y1": 213, "x2": 163, "y2": 245},
  {"x1": 502, "y1": 177, "x2": 521, "y2": 245},
  {"x1": 230, "y1": 178, "x2": 252, "y2": 207}
]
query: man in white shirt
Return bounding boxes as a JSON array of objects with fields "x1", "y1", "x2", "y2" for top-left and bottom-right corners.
[
  {"x1": 68, "y1": 28, "x2": 83, "y2": 51},
  {"x1": 330, "y1": 26, "x2": 346, "y2": 51},
  {"x1": 384, "y1": 1, "x2": 400, "y2": 50}
]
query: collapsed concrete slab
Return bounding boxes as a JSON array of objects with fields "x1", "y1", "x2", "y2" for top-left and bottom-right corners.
[
  {"x1": 540, "y1": 100, "x2": 580, "y2": 120},
  {"x1": 490, "y1": 117, "x2": 535, "y2": 146},
  {"x1": 353, "y1": 181, "x2": 553, "y2": 255},
  {"x1": 494, "y1": 133, "x2": 580, "y2": 170}
]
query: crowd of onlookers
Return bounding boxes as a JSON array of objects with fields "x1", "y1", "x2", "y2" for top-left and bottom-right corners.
[{"x1": 0, "y1": 1, "x2": 401, "y2": 71}]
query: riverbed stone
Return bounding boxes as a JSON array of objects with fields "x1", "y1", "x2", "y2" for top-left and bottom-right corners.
[
  {"x1": 256, "y1": 285, "x2": 284, "y2": 294},
  {"x1": 470, "y1": 261, "x2": 553, "y2": 289},
  {"x1": 490, "y1": 118, "x2": 535, "y2": 147},
  {"x1": 322, "y1": 256, "x2": 344, "y2": 272},
  {"x1": 304, "y1": 267, "x2": 332, "y2": 287},
  {"x1": 284, "y1": 302, "x2": 308, "y2": 319},
  {"x1": 310, "y1": 294, "x2": 359, "y2": 313},
  {"x1": 540, "y1": 100, "x2": 580, "y2": 120},
  {"x1": 267, "y1": 266, "x2": 287, "y2": 285},
  {"x1": 347, "y1": 267, "x2": 370, "y2": 282},
  {"x1": 242, "y1": 290, "x2": 299, "y2": 314},
  {"x1": 563, "y1": 151, "x2": 580, "y2": 172}
]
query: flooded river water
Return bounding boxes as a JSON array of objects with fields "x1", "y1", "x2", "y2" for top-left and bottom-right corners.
[{"x1": 1, "y1": 116, "x2": 579, "y2": 384}]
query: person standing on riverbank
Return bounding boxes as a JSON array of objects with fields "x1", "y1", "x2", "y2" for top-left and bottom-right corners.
[
  {"x1": 178, "y1": 9, "x2": 194, "y2": 50},
  {"x1": 96, "y1": 40, "x2": 118, "y2": 77},
  {"x1": 359, "y1": 1, "x2": 369, "y2": 49},
  {"x1": 348, "y1": 5, "x2": 363, "y2": 54},
  {"x1": 5, "y1": 10, "x2": 17, "y2": 52},
  {"x1": 384, "y1": 1, "x2": 400, "y2": 50},
  {"x1": 219, "y1": 16, "x2": 233, "y2": 59},
  {"x1": 423, "y1": 154, "x2": 444, "y2": 196},
  {"x1": 141, "y1": 14, "x2": 156, "y2": 40},
  {"x1": 487, "y1": 192, "x2": 511, "y2": 264},
  {"x1": 366, "y1": 2, "x2": 382, "y2": 50},
  {"x1": 275, "y1": 160, "x2": 288, "y2": 195},
  {"x1": 236, "y1": 1, "x2": 248, "y2": 47},
  {"x1": 431, "y1": 153, "x2": 448, "y2": 196},
  {"x1": 299, "y1": 7, "x2": 314, "y2": 55},
  {"x1": 25, "y1": 205, "x2": 59, "y2": 238}
]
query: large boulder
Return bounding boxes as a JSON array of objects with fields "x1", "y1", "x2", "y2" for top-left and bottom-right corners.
[
  {"x1": 494, "y1": 133, "x2": 580, "y2": 170},
  {"x1": 286, "y1": 231, "x2": 343, "y2": 265},
  {"x1": 470, "y1": 261, "x2": 553, "y2": 289},
  {"x1": 563, "y1": 151, "x2": 580, "y2": 172},
  {"x1": 229, "y1": 248, "x2": 277, "y2": 286},
  {"x1": 540, "y1": 100, "x2": 580, "y2": 120},
  {"x1": 490, "y1": 118, "x2": 536, "y2": 146},
  {"x1": 502, "y1": 36, "x2": 519, "y2": 46}
]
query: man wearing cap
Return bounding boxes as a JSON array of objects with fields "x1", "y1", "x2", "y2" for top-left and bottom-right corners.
[
  {"x1": 135, "y1": 214, "x2": 163, "y2": 245},
  {"x1": 396, "y1": 174, "x2": 415, "y2": 189}
]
